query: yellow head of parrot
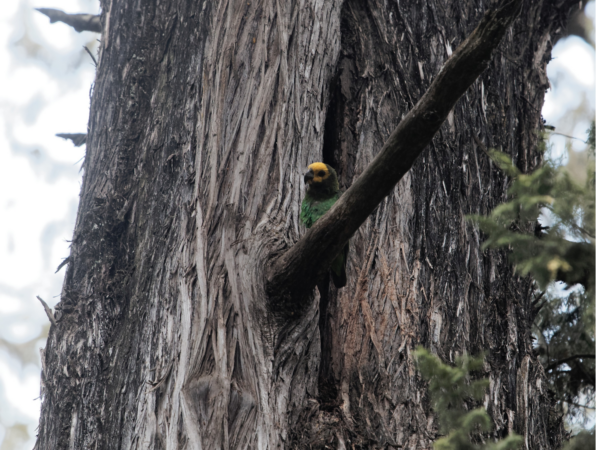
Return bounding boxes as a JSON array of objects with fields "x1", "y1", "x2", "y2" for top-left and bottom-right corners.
[{"x1": 305, "y1": 162, "x2": 330, "y2": 185}]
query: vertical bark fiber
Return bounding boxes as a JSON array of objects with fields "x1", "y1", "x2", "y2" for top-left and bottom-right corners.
[{"x1": 36, "y1": 0, "x2": 576, "y2": 449}]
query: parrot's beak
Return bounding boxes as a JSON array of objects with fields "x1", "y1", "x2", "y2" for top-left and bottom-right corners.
[{"x1": 304, "y1": 170, "x2": 314, "y2": 185}]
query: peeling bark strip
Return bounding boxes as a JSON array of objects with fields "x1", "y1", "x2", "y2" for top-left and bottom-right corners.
[
  {"x1": 36, "y1": 8, "x2": 101, "y2": 33},
  {"x1": 36, "y1": 296, "x2": 57, "y2": 327},
  {"x1": 267, "y1": 0, "x2": 522, "y2": 304},
  {"x1": 36, "y1": 0, "x2": 577, "y2": 448}
]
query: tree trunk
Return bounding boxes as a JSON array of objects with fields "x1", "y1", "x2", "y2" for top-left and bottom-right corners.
[{"x1": 36, "y1": 0, "x2": 576, "y2": 449}]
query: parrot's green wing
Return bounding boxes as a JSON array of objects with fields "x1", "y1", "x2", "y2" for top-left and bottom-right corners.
[
  {"x1": 300, "y1": 191, "x2": 347, "y2": 288},
  {"x1": 300, "y1": 192, "x2": 340, "y2": 228}
]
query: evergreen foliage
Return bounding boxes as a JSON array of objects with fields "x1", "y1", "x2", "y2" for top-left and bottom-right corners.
[
  {"x1": 535, "y1": 287, "x2": 595, "y2": 425},
  {"x1": 414, "y1": 348, "x2": 522, "y2": 450},
  {"x1": 561, "y1": 430, "x2": 595, "y2": 450},
  {"x1": 471, "y1": 124, "x2": 595, "y2": 437},
  {"x1": 472, "y1": 141, "x2": 594, "y2": 291}
]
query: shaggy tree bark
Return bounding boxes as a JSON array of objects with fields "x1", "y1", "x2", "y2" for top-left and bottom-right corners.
[
  {"x1": 36, "y1": 0, "x2": 577, "y2": 449},
  {"x1": 267, "y1": 0, "x2": 522, "y2": 306}
]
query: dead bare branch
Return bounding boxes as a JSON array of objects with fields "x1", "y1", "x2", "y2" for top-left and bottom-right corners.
[
  {"x1": 36, "y1": 8, "x2": 101, "y2": 33},
  {"x1": 56, "y1": 133, "x2": 87, "y2": 147}
]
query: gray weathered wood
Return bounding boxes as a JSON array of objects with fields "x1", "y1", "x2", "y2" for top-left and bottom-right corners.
[{"x1": 35, "y1": 0, "x2": 577, "y2": 448}]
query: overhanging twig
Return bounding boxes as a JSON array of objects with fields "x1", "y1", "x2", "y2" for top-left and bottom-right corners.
[
  {"x1": 83, "y1": 46, "x2": 97, "y2": 67},
  {"x1": 36, "y1": 8, "x2": 101, "y2": 33},
  {"x1": 550, "y1": 131, "x2": 587, "y2": 142},
  {"x1": 266, "y1": 0, "x2": 523, "y2": 306}
]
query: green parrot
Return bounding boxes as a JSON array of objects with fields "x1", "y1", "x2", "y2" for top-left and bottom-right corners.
[{"x1": 300, "y1": 162, "x2": 348, "y2": 288}]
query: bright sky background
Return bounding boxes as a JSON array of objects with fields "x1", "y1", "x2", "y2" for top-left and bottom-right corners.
[
  {"x1": 0, "y1": 1, "x2": 595, "y2": 449},
  {"x1": 0, "y1": 1, "x2": 99, "y2": 448}
]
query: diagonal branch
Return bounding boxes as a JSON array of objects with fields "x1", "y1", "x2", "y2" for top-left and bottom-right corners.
[
  {"x1": 266, "y1": 0, "x2": 523, "y2": 308},
  {"x1": 36, "y1": 8, "x2": 101, "y2": 33}
]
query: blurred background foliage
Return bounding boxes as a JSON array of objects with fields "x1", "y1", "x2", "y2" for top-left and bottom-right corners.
[
  {"x1": 401, "y1": 3, "x2": 596, "y2": 450},
  {"x1": 0, "y1": 1, "x2": 595, "y2": 450},
  {"x1": 420, "y1": 116, "x2": 596, "y2": 447},
  {"x1": 471, "y1": 123, "x2": 595, "y2": 446},
  {"x1": 415, "y1": 348, "x2": 523, "y2": 450}
]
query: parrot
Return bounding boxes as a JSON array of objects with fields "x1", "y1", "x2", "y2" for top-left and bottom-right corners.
[{"x1": 301, "y1": 162, "x2": 348, "y2": 288}]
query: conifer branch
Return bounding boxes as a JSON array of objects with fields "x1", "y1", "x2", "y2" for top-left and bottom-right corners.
[
  {"x1": 267, "y1": 0, "x2": 523, "y2": 307},
  {"x1": 36, "y1": 8, "x2": 101, "y2": 33}
]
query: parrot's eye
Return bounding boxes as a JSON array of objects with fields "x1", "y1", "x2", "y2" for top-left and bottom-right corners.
[{"x1": 317, "y1": 170, "x2": 326, "y2": 177}]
